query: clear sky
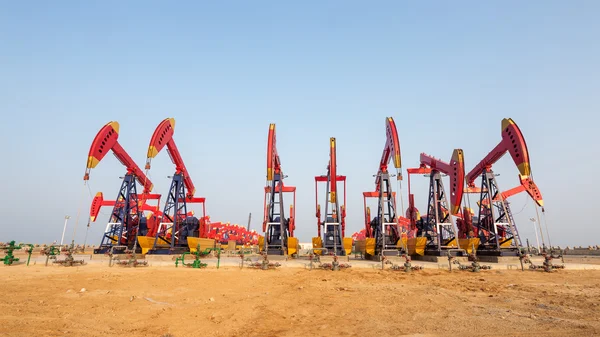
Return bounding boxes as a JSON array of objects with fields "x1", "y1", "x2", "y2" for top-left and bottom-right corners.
[{"x1": 1, "y1": 1, "x2": 598, "y2": 247}]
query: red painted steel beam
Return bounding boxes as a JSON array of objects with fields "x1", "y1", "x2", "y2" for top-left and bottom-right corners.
[
  {"x1": 84, "y1": 121, "x2": 154, "y2": 194},
  {"x1": 419, "y1": 149, "x2": 465, "y2": 214},
  {"x1": 146, "y1": 118, "x2": 197, "y2": 199}
]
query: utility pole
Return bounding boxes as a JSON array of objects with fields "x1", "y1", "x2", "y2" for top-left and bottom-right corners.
[
  {"x1": 529, "y1": 218, "x2": 540, "y2": 254},
  {"x1": 61, "y1": 215, "x2": 71, "y2": 246},
  {"x1": 247, "y1": 213, "x2": 252, "y2": 231}
]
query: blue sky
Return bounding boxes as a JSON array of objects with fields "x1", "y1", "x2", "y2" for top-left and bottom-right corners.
[{"x1": 1, "y1": 1, "x2": 598, "y2": 247}]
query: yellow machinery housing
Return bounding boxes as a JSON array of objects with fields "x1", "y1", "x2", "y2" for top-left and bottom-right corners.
[
  {"x1": 312, "y1": 236, "x2": 353, "y2": 256},
  {"x1": 458, "y1": 238, "x2": 481, "y2": 254},
  {"x1": 287, "y1": 237, "x2": 299, "y2": 255},
  {"x1": 187, "y1": 237, "x2": 217, "y2": 253},
  {"x1": 355, "y1": 237, "x2": 415, "y2": 256},
  {"x1": 407, "y1": 237, "x2": 427, "y2": 256},
  {"x1": 137, "y1": 235, "x2": 169, "y2": 254}
]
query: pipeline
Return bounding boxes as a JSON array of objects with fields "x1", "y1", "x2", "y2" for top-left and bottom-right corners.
[
  {"x1": 378, "y1": 249, "x2": 404, "y2": 271},
  {"x1": 1, "y1": 241, "x2": 33, "y2": 266},
  {"x1": 303, "y1": 248, "x2": 351, "y2": 271},
  {"x1": 447, "y1": 247, "x2": 491, "y2": 272},
  {"x1": 238, "y1": 248, "x2": 258, "y2": 269},
  {"x1": 519, "y1": 249, "x2": 564, "y2": 272},
  {"x1": 175, "y1": 245, "x2": 220, "y2": 269},
  {"x1": 41, "y1": 245, "x2": 61, "y2": 266},
  {"x1": 246, "y1": 252, "x2": 281, "y2": 270},
  {"x1": 306, "y1": 248, "x2": 328, "y2": 270},
  {"x1": 108, "y1": 245, "x2": 148, "y2": 267},
  {"x1": 319, "y1": 254, "x2": 351, "y2": 271},
  {"x1": 382, "y1": 254, "x2": 423, "y2": 272},
  {"x1": 53, "y1": 242, "x2": 85, "y2": 267}
]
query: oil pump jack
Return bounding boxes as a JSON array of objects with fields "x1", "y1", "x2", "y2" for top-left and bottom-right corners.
[
  {"x1": 262, "y1": 123, "x2": 297, "y2": 256},
  {"x1": 89, "y1": 191, "x2": 162, "y2": 234},
  {"x1": 362, "y1": 117, "x2": 407, "y2": 260},
  {"x1": 85, "y1": 121, "x2": 159, "y2": 254},
  {"x1": 462, "y1": 118, "x2": 543, "y2": 256},
  {"x1": 313, "y1": 137, "x2": 351, "y2": 256},
  {"x1": 142, "y1": 118, "x2": 208, "y2": 254},
  {"x1": 88, "y1": 192, "x2": 162, "y2": 243},
  {"x1": 89, "y1": 191, "x2": 197, "y2": 244},
  {"x1": 406, "y1": 149, "x2": 466, "y2": 256}
]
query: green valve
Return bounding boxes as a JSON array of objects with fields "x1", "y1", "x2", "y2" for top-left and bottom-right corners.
[
  {"x1": 42, "y1": 245, "x2": 61, "y2": 266},
  {"x1": 53, "y1": 242, "x2": 85, "y2": 267},
  {"x1": 1, "y1": 241, "x2": 26, "y2": 266},
  {"x1": 175, "y1": 244, "x2": 216, "y2": 269}
]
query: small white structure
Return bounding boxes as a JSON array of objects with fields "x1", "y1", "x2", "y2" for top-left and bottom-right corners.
[{"x1": 298, "y1": 242, "x2": 313, "y2": 255}]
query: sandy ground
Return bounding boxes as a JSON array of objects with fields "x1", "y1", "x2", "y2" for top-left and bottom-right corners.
[{"x1": 1, "y1": 254, "x2": 600, "y2": 337}]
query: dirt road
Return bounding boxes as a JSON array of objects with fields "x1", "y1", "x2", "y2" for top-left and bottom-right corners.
[{"x1": 1, "y1": 264, "x2": 599, "y2": 337}]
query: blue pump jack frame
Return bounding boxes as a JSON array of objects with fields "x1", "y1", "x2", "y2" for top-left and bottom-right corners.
[
  {"x1": 148, "y1": 173, "x2": 189, "y2": 255},
  {"x1": 94, "y1": 174, "x2": 141, "y2": 254},
  {"x1": 264, "y1": 172, "x2": 289, "y2": 256},
  {"x1": 369, "y1": 171, "x2": 402, "y2": 258}
]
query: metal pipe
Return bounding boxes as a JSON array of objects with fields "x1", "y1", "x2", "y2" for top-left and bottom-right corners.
[
  {"x1": 445, "y1": 248, "x2": 467, "y2": 271},
  {"x1": 108, "y1": 245, "x2": 128, "y2": 267},
  {"x1": 26, "y1": 244, "x2": 33, "y2": 266},
  {"x1": 306, "y1": 248, "x2": 329, "y2": 270},
  {"x1": 379, "y1": 249, "x2": 402, "y2": 269},
  {"x1": 175, "y1": 252, "x2": 190, "y2": 267},
  {"x1": 446, "y1": 248, "x2": 467, "y2": 254},
  {"x1": 216, "y1": 247, "x2": 221, "y2": 269}
]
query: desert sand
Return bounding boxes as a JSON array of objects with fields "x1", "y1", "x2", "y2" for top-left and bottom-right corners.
[{"x1": 1, "y1": 257, "x2": 599, "y2": 337}]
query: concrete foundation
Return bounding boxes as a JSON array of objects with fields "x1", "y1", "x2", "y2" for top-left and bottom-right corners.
[
  {"x1": 476, "y1": 256, "x2": 521, "y2": 263},
  {"x1": 265, "y1": 254, "x2": 288, "y2": 261},
  {"x1": 412, "y1": 255, "x2": 469, "y2": 263}
]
